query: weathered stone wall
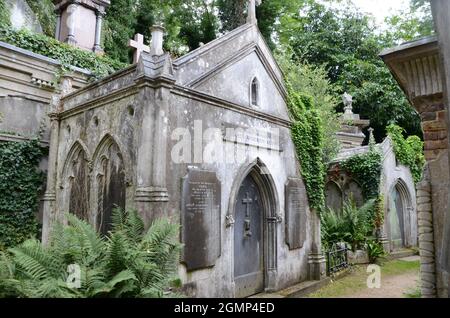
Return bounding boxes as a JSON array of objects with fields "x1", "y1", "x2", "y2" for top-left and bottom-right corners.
[
  {"x1": 412, "y1": 94, "x2": 450, "y2": 297},
  {"x1": 416, "y1": 165, "x2": 437, "y2": 297}
]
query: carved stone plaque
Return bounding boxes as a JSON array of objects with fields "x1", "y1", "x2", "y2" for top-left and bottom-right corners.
[
  {"x1": 181, "y1": 169, "x2": 221, "y2": 271},
  {"x1": 285, "y1": 178, "x2": 307, "y2": 250}
]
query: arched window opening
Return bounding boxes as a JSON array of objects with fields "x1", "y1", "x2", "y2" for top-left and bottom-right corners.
[{"x1": 251, "y1": 77, "x2": 259, "y2": 106}]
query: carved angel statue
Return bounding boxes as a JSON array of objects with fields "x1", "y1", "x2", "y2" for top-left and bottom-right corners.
[{"x1": 342, "y1": 92, "x2": 354, "y2": 115}]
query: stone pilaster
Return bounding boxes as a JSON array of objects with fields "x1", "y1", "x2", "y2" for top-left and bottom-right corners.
[
  {"x1": 65, "y1": 3, "x2": 78, "y2": 45},
  {"x1": 134, "y1": 83, "x2": 172, "y2": 227},
  {"x1": 55, "y1": 13, "x2": 61, "y2": 39},
  {"x1": 41, "y1": 111, "x2": 60, "y2": 245},
  {"x1": 417, "y1": 165, "x2": 437, "y2": 298},
  {"x1": 93, "y1": 11, "x2": 104, "y2": 54},
  {"x1": 308, "y1": 209, "x2": 327, "y2": 280}
]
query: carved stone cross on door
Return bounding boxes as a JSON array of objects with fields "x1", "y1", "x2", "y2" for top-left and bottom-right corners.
[
  {"x1": 128, "y1": 33, "x2": 150, "y2": 64},
  {"x1": 242, "y1": 192, "x2": 253, "y2": 237}
]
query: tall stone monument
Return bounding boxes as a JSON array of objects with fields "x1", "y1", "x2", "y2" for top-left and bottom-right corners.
[{"x1": 53, "y1": 0, "x2": 109, "y2": 53}]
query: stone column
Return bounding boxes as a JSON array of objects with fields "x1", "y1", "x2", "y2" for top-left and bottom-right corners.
[
  {"x1": 417, "y1": 165, "x2": 437, "y2": 298},
  {"x1": 41, "y1": 111, "x2": 60, "y2": 245},
  {"x1": 65, "y1": 3, "x2": 78, "y2": 45},
  {"x1": 55, "y1": 13, "x2": 61, "y2": 40},
  {"x1": 93, "y1": 11, "x2": 104, "y2": 53},
  {"x1": 308, "y1": 209, "x2": 326, "y2": 280}
]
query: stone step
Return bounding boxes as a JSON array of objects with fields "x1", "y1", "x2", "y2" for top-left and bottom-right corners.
[
  {"x1": 250, "y1": 267, "x2": 352, "y2": 298},
  {"x1": 387, "y1": 248, "x2": 419, "y2": 260}
]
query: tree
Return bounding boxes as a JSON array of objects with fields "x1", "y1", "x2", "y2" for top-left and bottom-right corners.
[
  {"x1": 104, "y1": 0, "x2": 137, "y2": 63},
  {"x1": 385, "y1": 0, "x2": 434, "y2": 44},
  {"x1": 135, "y1": 0, "x2": 219, "y2": 57},
  {"x1": 278, "y1": 1, "x2": 422, "y2": 141},
  {"x1": 217, "y1": 0, "x2": 303, "y2": 50},
  {"x1": 25, "y1": 0, "x2": 56, "y2": 37}
]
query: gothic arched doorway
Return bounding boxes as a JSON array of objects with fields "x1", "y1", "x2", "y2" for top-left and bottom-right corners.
[
  {"x1": 231, "y1": 159, "x2": 278, "y2": 298},
  {"x1": 388, "y1": 180, "x2": 413, "y2": 251}
]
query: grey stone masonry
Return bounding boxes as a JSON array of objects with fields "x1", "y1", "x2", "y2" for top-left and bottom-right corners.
[{"x1": 417, "y1": 165, "x2": 437, "y2": 298}]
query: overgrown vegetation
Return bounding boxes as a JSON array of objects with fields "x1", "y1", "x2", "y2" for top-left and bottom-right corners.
[
  {"x1": 0, "y1": 0, "x2": 10, "y2": 26},
  {"x1": 321, "y1": 199, "x2": 376, "y2": 251},
  {"x1": 0, "y1": 139, "x2": 44, "y2": 251},
  {"x1": 341, "y1": 146, "x2": 382, "y2": 200},
  {"x1": 288, "y1": 90, "x2": 326, "y2": 212},
  {"x1": 387, "y1": 124, "x2": 425, "y2": 183},
  {"x1": 0, "y1": 209, "x2": 182, "y2": 298},
  {"x1": 25, "y1": 0, "x2": 56, "y2": 37},
  {"x1": 365, "y1": 239, "x2": 386, "y2": 264},
  {"x1": 0, "y1": 24, "x2": 126, "y2": 79}
]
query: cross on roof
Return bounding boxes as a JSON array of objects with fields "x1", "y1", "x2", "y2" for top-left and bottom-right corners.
[{"x1": 128, "y1": 33, "x2": 150, "y2": 64}]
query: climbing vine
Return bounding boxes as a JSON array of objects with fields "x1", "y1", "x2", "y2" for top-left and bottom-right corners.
[
  {"x1": 387, "y1": 124, "x2": 425, "y2": 183},
  {"x1": 25, "y1": 0, "x2": 56, "y2": 37},
  {"x1": 0, "y1": 139, "x2": 45, "y2": 250},
  {"x1": 341, "y1": 146, "x2": 382, "y2": 200},
  {"x1": 0, "y1": 24, "x2": 126, "y2": 79},
  {"x1": 288, "y1": 86, "x2": 326, "y2": 212}
]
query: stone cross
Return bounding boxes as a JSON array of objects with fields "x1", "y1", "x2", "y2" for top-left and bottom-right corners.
[
  {"x1": 247, "y1": 0, "x2": 262, "y2": 24},
  {"x1": 242, "y1": 192, "x2": 253, "y2": 218},
  {"x1": 128, "y1": 33, "x2": 150, "y2": 64}
]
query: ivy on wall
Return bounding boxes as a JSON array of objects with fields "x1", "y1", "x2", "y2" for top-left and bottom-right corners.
[
  {"x1": 0, "y1": 24, "x2": 126, "y2": 78},
  {"x1": 0, "y1": 139, "x2": 45, "y2": 250},
  {"x1": 341, "y1": 146, "x2": 382, "y2": 200},
  {"x1": 288, "y1": 86, "x2": 326, "y2": 212},
  {"x1": 25, "y1": 0, "x2": 56, "y2": 37},
  {"x1": 387, "y1": 124, "x2": 425, "y2": 183}
]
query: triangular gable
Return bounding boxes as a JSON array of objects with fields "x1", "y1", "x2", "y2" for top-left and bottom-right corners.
[{"x1": 173, "y1": 23, "x2": 287, "y2": 100}]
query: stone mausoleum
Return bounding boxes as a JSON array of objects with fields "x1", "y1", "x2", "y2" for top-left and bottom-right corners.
[
  {"x1": 325, "y1": 94, "x2": 417, "y2": 253},
  {"x1": 0, "y1": 0, "x2": 325, "y2": 298}
]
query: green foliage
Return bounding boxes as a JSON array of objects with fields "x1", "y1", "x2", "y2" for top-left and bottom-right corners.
[
  {"x1": 0, "y1": 0, "x2": 10, "y2": 26},
  {"x1": 288, "y1": 88, "x2": 326, "y2": 212},
  {"x1": 365, "y1": 239, "x2": 386, "y2": 264},
  {"x1": 25, "y1": 0, "x2": 56, "y2": 37},
  {"x1": 387, "y1": 124, "x2": 425, "y2": 183},
  {"x1": 385, "y1": 0, "x2": 434, "y2": 44},
  {"x1": 321, "y1": 199, "x2": 376, "y2": 251},
  {"x1": 373, "y1": 195, "x2": 385, "y2": 230},
  {"x1": 0, "y1": 25, "x2": 126, "y2": 79},
  {"x1": 341, "y1": 148, "x2": 382, "y2": 200},
  {"x1": 276, "y1": 47, "x2": 340, "y2": 162},
  {"x1": 134, "y1": 0, "x2": 219, "y2": 57},
  {"x1": 217, "y1": 0, "x2": 303, "y2": 50},
  {"x1": 0, "y1": 209, "x2": 182, "y2": 298},
  {"x1": 0, "y1": 139, "x2": 45, "y2": 250},
  {"x1": 278, "y1": 0, "x2": 422, "y2": 142},
  {"x1": 103, "y1": 0, "x2": 137, "y2": 63}
]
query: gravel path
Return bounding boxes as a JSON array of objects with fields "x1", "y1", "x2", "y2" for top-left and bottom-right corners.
[{"x1": 338, "y1": 271, "x2": 419, "y2": 298}]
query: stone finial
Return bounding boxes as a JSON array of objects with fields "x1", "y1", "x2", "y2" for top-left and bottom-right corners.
[
  {"x1": 247, "y1": 0, "x2": 262, "y2": 24},
  {"x1": 150, "y1": 25, "x2": 165, "y2": 56},
  {"x1": 128, "y1": 33, "x2": 150, "y2": 64}
]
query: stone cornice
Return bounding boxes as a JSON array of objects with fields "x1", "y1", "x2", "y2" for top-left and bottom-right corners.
[{"x1": 380, "y1": 37, "x2": 442, "y2": 102}]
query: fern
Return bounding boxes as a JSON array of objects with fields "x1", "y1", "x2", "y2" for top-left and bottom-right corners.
[{"x1": 0, "y1": 209, "x2": 182, "y2": 298}]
